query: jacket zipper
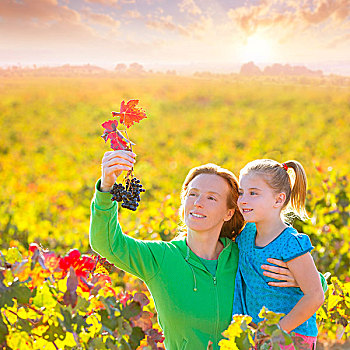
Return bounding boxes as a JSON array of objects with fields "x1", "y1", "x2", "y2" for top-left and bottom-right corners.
[
  {"x1": 185, "y1": 240, "x2": 231, "y2": 348},
  {"x1": 214, "y1": 242, "x2": 229, "y2": 347},
  {"x1": 213, "y1": 275, "x2": 220, "y2": 347}
]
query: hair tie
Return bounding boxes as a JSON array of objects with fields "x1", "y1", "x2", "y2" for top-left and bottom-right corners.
[{"x1": 282, "y1": 163, "x2": 288, "y2": 171}]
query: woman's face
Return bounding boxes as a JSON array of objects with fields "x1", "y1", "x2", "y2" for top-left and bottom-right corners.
[{"x1": 184, "y1": 173, "x2": 234, "y2": 235}]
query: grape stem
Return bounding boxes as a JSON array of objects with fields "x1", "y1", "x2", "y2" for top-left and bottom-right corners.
[{"x1": 122, "y1": 124, "x2": 134, "y2": 182}]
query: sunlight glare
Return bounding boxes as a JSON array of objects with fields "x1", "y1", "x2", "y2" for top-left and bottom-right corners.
[{"x1": 241, "y1": 35, "x2": 275, "y2": 63}]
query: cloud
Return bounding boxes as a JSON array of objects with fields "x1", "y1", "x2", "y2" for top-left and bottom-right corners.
[
  {"x1": 84, "y1": 0, "x2": 119, "y2": 5},
  {"x1": 0, "y1": 0, "x2": 80, "y2": 22},
  {"x1": 186, "y1": 15, "x2": 213, "y2": 38},
  {"x1": 146, "y1": 15, "x2": 190, "y2": 36},
  {"x1": 84, "y1": 0, "x2": 136, "y2": 5},
  {"x1": 327, "y1": 33, "x2": 350, "y2": 48},
  {"x1": 146, "y1": 13, "x2": 213, "y2": 39},
  {"x1": 147, "y1": 19, "x2": 188, "y2": 36},
  {"x1": 83, "y1": 10, "x2": 121, "y2": 27},
  {"x1": 301, "y1": 0, "x2": 350, "y2": 24},
  {"x1": 123, "y1": 10, "x2": 142, "y2": 19},
  {"x1": 178, "y1": 0, "x2": 202, "y2": 16},
  {"x1": 227, "y1": 0, "x2": 349, "y2": 37},
  {"x1": 227, "y1": 1, "x2": 290, "y2": 36},
  {"x1": 145, "y1": 3, "x2": 215, "y2": 39},
  {"x1": 0, "y1": 0, "x2": 107, "y2": 51}
]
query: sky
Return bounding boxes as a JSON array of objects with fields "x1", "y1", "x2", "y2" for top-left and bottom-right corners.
[{"x1": 0, "y1": 0, "x2": 349, "y2": 74}]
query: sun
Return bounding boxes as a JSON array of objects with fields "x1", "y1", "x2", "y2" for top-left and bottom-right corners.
[{"x1": 240, "y1": 34, "x2": 275, "y2": 63}]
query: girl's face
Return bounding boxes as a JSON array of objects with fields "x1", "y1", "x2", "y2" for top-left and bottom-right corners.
[
  {"x1": 237, "y1": 173, "x2": 280, "y2": 223},
  {"x1": 184, "y1": 174, "x2": 234, "y2": 235}
]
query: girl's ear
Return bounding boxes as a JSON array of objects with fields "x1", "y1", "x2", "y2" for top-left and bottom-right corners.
[
  {"x1": 224, "y1": 208, "x2": 235, "y2": 222},
  {"x1": 274, "y1": 192, "x2": 286, "y2": 208}
]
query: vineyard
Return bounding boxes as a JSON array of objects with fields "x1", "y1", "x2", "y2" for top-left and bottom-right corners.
[{"x1": 0, "y1": 74, "x2": 349, "y2": 349}]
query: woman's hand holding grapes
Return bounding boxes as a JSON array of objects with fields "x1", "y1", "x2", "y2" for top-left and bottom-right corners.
[{"x1": 100, "y1": 150, "x2": 136, "y2": 192}]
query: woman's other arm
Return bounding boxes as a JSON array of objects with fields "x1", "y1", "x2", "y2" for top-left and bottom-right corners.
[
  {"x1": 261, "y1": 258, "x2": 298, "y2": 287},
  {"x1": 261, "y1": 258, "x2": 328, "y2": 291}
]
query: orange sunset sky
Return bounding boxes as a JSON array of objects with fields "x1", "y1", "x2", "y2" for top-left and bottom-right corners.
[{"x1": 0, "y1": 0, "x2": 349, "y2": 74}]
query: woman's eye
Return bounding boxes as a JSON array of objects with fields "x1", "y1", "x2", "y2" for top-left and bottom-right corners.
[
  {"x1": 238, "y1": 192, "x2": 243, "y2": 196},
  {"x1": 188, "y1": 193, "x2": 196, "y2": 197},
  {"x1": 208, "y1": 196, "x2": 216, "y2": 201},
  {"x1": 250, "y1": 191, "x2": 257, "y2": 195}
]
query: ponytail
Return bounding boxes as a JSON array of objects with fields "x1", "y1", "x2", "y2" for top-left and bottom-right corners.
[{"x1": 283, "y1": 160, "x2": 308, "y2": 220}]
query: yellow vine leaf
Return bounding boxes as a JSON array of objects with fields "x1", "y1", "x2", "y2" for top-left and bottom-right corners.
[{"x1": 218, "y1": 338, "x2": 239, "y2": 350}]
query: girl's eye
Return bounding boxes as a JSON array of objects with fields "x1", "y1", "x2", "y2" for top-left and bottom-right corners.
[
  {"x1": 188, "y1": 193, "x2": 196, "y2": 197},
  {"x1": 208, "y1": 196, "x2": 216, "y2": 201},
  {"x1": 238, "y1": 192, "x2": 243, "y2": 196},
  {"x1": 250, "y1": 191, "x2": 258, "y2": 195}
]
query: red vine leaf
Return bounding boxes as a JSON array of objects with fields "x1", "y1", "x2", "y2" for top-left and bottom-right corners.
[
  {"x1": 101, "y1": 119, "x2": 119, "y2": 142},
  {"x1": 110, "y1": 133, "x2": 128, "y2": 151},
  {"x1": 102, "y1": 120, "x2": 118, "y2": 132},
  {"x1": 101, "y1": 121, "x2": 135, "y2": 150},
  {"x1": 119, "y1": 99, "x2": 147, "y2": 128}
]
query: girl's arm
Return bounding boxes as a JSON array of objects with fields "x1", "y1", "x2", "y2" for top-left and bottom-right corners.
[{"x1": 278, "y1": 252, "x2": 325, "y2": 333}]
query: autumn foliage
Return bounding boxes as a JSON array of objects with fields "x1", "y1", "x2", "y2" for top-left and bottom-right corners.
[
  {"x1": 0, "y1": 75, "x2": 349, "y2": 349},
  {"x1": 0, "y1": 245, "x2": 164, "y2": 349}
]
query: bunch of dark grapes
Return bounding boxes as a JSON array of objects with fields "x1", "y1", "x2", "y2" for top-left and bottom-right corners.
[{"x1": 110, "y1": 176, "x2": 145, "y2": 211}]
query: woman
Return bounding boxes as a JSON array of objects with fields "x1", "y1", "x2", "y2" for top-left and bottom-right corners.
[{"x1": 90, "y1": 150, "x2": 303, "y2": 350}]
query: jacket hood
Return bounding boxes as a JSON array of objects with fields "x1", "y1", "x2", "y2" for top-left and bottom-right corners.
[{"x1": 172, "y1": 236, "x2": 233, "y2": 260}]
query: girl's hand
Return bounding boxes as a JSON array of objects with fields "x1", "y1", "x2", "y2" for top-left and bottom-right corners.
[
  {"x1": 100, "y1": 150, "x2": 136, "y2": 192},
  {"x1": 261, "y1": 258, "x2": 298, "y2": 287}
]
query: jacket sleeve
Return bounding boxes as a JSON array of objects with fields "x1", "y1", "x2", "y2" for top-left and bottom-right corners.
[{"x1": 89, "y1": 179, "x2": 166, "y2": 282}]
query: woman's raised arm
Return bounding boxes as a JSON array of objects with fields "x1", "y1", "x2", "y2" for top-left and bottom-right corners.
[{"x1": 89, "y1": 150, "x2": 166, "y2": 283}]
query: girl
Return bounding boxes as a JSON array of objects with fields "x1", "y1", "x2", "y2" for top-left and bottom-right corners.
[{"x1": 232, "y1": 159, "x2": 325, "y2": 349}]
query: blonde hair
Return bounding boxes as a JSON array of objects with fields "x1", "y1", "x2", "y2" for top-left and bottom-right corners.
[
  {"x1": 179, "y1": 163, "x2": 245, "y2": 239},
  {"x1": 240, "y1": 159, "x2": 308, "y2": 220}
]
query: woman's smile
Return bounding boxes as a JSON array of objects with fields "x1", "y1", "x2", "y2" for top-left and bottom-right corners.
[{"x1": 190, "y1": 212, "x2": 207, "y2": 219}]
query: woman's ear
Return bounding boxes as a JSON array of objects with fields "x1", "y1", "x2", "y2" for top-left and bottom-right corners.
[
  {"x1": 224, "y1": 208, "x2": 235, "y2": 222},
  {"x1": 274, "y1": 192, "x2": 286, "y2": 208}
]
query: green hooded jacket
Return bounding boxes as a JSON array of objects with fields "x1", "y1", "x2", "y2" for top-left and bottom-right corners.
[{"x1": 89, "y1": 180, "x2": 239, "y2": 350}]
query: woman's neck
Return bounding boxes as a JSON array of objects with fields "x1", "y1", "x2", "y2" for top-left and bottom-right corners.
[
  {"x1": 186, "y1": 230, "x2": 223, "y2": 260},
  {"x1": 255, "y1": 218, "x2": 287, "y2": 246}
]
